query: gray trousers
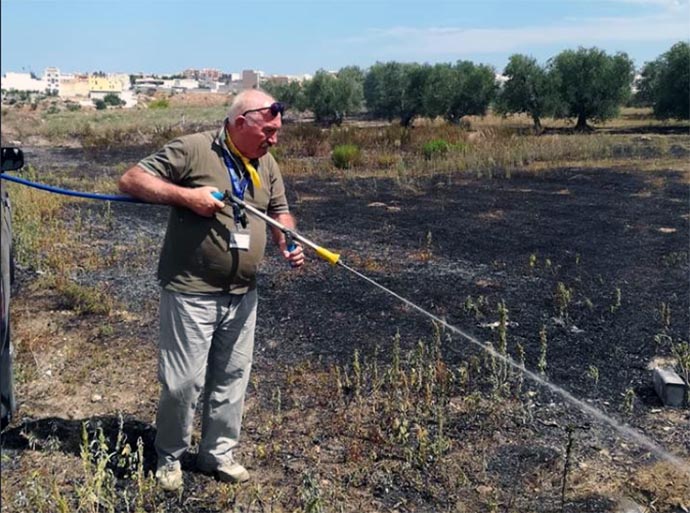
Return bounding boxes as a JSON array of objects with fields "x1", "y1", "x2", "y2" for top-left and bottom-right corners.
[{"x1": 155, "y1": 288, "x2": 257, "y2": 466}]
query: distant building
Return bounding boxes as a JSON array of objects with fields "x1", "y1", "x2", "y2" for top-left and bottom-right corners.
[
  {"x1": 134, "y1": 77, "x2": 164, "y2": 93},
  {"x1": 265, "y1": 74, "x2": 310, "y2": 85},
  {"x1": 217, "y1": 82, "x2": 238, "y2": 94},
  {"x1": 183, "y1": 68, "x2": 199, "y2": 79},
  {"x1": 162, "y1": 78, "x2": 199, "y2": 91},
  {"x1": 112, "y1": 73, "x2": 131, "y2": 90},
  {"x1": 89, "y1": 74, "x2": 127, "y2": 95},
  {"x1": 44, "y1": 67, "x2": 60, "y2": 94},
  {"x1": 1, "y1": 72, "x2": 44, "y2": 92},
  {"x1": 222, "y1": 72, "x2": 240, "y2": 83},
  {"x1": 266, "y1": 75, "x2": 290, "y2": 86},
  {"x1": 59, "y1": 73, "x2": 90, "y2": 98},
  {"x1": 199, "y1": 68, "x2": 221, "y2": 81},
  {"x1": 242, "y1": 69, "x2": 264, "y2": 90},
  {"x1": 119, "y1": 90, "x2": 138, "y2": 108}
]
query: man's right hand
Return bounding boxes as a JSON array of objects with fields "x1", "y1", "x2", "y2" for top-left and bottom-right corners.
[{"x1": 185, "y1": 186, "x2": 226, "y2": 217}]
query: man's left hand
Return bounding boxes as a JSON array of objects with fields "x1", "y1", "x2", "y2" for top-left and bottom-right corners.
[{"x1": 283, "y1": 243, "x2": 305, "y2": 268}]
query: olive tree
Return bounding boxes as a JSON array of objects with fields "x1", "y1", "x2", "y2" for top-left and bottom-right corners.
[
  {"x1": 633, "y1": 60, "x2": 660, "y2": 107},
  {"x1": 303, "y1": 71, "x2": 340, "y2": 124},
  {"x1": 263, "y1": 80, "x2": 307, "y2": 112},
  {"x1": 549, "y1": 47, "x2": 634, "y2": 130},
  {"x1": 363, "y1": 61, "x2": 402, "y2": 121},
  {"x1": 637, "y1": 41, "x2": 689, "y2": 119},
  {"x1": 335, "y1": 65, "x2": 365, "y2": 118},
  {"x1": 303, "y1": 68, "x2": 364, "y2": 125},
  {"x1": 363, "y1": 62, "x2": 429, "y2": 126},
  {"x1": 423, "y1": 61, "x2": 497, "y2": 124},
  {"x1": 496, "y1": 54, "x2": 557, "y2": 131}
]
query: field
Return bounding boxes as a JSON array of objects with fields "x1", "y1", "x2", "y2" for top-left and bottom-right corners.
[{"x1": 0, "y1": 103, "x2": 689, "y2": 512}]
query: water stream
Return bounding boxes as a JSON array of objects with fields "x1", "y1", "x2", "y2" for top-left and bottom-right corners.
[{"x1": 338, "y1": 261, "x2": 690, "y2": 476}]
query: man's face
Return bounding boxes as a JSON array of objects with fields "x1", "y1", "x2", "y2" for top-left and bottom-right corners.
[{"x1": 231, "y1": 105, "x2": 281, "y2": 159}]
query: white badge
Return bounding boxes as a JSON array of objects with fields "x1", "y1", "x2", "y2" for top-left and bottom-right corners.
[{"x1": 229, "y1": 231, "x2": 251, "y2": 250}]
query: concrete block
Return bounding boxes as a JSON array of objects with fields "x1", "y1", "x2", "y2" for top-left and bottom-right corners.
[{"x1": 653, "y1": 367, "x2": 686, "y2": 407}]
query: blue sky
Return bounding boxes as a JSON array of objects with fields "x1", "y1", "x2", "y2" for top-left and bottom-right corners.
[{"x1": 1, "y1": 0, "x2": 688, "y2": 76}]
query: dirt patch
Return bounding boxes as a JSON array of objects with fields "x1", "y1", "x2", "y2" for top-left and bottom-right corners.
[{"x1": 165, "y1": 92, "x2": 231, "y2": 108}]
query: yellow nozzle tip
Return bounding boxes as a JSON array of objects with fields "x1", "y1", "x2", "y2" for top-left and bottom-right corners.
[{"x1": 315, "y1": 246, "x2": 340, "y2": 266}]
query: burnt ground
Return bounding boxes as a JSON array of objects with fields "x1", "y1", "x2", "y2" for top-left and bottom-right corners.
[{"x1": 1, "y1": 145, "x2": 690, "y2": 512}]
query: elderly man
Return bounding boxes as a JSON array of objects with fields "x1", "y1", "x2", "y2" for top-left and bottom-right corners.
[{"x1": 119, "y1": 89, "x2": 304, "y2": 490}]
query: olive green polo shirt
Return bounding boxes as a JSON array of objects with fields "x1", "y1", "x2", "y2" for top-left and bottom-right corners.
[{"x1": 138, "y1": 128, "x2": 289, "y2": 295}]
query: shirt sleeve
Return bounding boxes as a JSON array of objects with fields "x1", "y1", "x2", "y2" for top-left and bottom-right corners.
[
  {"x1": 137, "y1": 137, "x2": 191, "y2": 184},
  {"x1": 265, "y1": 154, "x2": 290, "y2": 216}
]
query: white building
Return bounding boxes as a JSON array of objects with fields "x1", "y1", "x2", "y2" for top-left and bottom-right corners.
[
  {"x1": 1, "y1": 72, "x2": 45, "y2": 92},
  {"x1": 44, "y1": 67, "x2": 60, "y2": 95},
  {"x1": 134, "y1": 77, "x2": 164, "y2": 93},
  {"x1": 162, "y1": 78, "x2": 199, "y2": 91}
]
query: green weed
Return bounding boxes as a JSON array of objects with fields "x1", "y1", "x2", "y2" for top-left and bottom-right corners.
[
  {"x1": 52, "y1": 277, "x2": 113, "y2": 315},
  {"x1": 331, "y1": 144, "x2": 362, "y2": 169},
  {"x1": 422, "y1": 139, "x2": 451, "y2": 160},
  {"x1": 554, "y1": 282, "x2": 573, "y2": 319}
]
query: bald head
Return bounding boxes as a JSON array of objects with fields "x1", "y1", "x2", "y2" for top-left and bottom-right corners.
[
  {"x1": 225, "y1": 89, "x2": 282, "y2": 159},
  {"x1": 226, "y1": 89, "x2": 277, "y2": 124}
]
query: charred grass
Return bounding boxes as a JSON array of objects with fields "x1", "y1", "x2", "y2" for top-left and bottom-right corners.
[{"x1": 1, "y1": 107, "x2": 689, "y2": 512}]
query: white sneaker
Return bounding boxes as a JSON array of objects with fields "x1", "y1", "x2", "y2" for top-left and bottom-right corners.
[
  {"x1": 155, "y1": 460, "x2": 183, "y2": 491},
  {"x1": 197, "y1": 458, "x2": 250, "y2": 483}
]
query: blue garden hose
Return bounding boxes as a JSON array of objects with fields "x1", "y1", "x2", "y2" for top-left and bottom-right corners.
[
  {"x1": 1, "y1": 178, "x2": 298, "y2": 253},
  {"x1": 1, "y1": 177, "x2": 340, "y2": 265},
  {"x1": 0, "y1": 173, "x2": 146, "y2": 203}
]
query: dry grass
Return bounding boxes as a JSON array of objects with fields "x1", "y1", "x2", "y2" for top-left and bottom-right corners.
[{"x1": 2, "y1": 104, "x2": 689, "y2": 512}]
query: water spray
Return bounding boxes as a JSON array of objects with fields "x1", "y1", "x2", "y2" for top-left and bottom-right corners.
[{"x1": 214, "y1": 190, "x2": 690, "y2": 476}]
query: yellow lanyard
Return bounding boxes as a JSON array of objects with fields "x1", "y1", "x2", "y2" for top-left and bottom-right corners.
[{"x1": 224, "y1": 133, "x2": 261, "y2": 189}]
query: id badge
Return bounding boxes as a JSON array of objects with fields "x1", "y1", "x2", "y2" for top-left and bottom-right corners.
[{"x1": 229, "y1": 230, "x2": 251, "y2": 250}]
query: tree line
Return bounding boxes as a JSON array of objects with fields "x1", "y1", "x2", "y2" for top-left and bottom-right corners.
[{"x1": 264, "y1": 42, "x2": 689, "y2": 130}]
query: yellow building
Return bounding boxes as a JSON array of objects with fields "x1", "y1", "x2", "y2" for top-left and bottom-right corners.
[{"x1": 88, "y1": 75, "x2": 126, "y2": 93}]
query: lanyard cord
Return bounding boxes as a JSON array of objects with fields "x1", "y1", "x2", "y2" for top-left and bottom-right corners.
[{"x1": 221, "y1": 149, "x2": 249, "y2": 200}]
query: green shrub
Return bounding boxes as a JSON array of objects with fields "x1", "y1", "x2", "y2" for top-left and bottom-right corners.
[
  {"x1": 148, "y1": 98, "x2": 170, "y2": 109},
  {"x1": 66, "y1": 102, "x2": 81, "y2": 112},
  {"x1": 103, "y1": 93, "x2": 124, "y2": 107},
  {"x1": 331, "y1": 144, "x2": 361, "y2": 169},
  {"x1": 422, "y1": 139, "x2": 451, "y2": 160}
]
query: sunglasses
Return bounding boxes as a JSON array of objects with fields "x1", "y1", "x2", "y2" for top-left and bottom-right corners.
[{"x1": 242, "y1": 102, "x2": 285, "y2": 118}]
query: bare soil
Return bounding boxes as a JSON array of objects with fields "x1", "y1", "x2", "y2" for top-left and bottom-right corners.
[{"x1": 1, "y1": 144, "x2": 689, "y2": 512}]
